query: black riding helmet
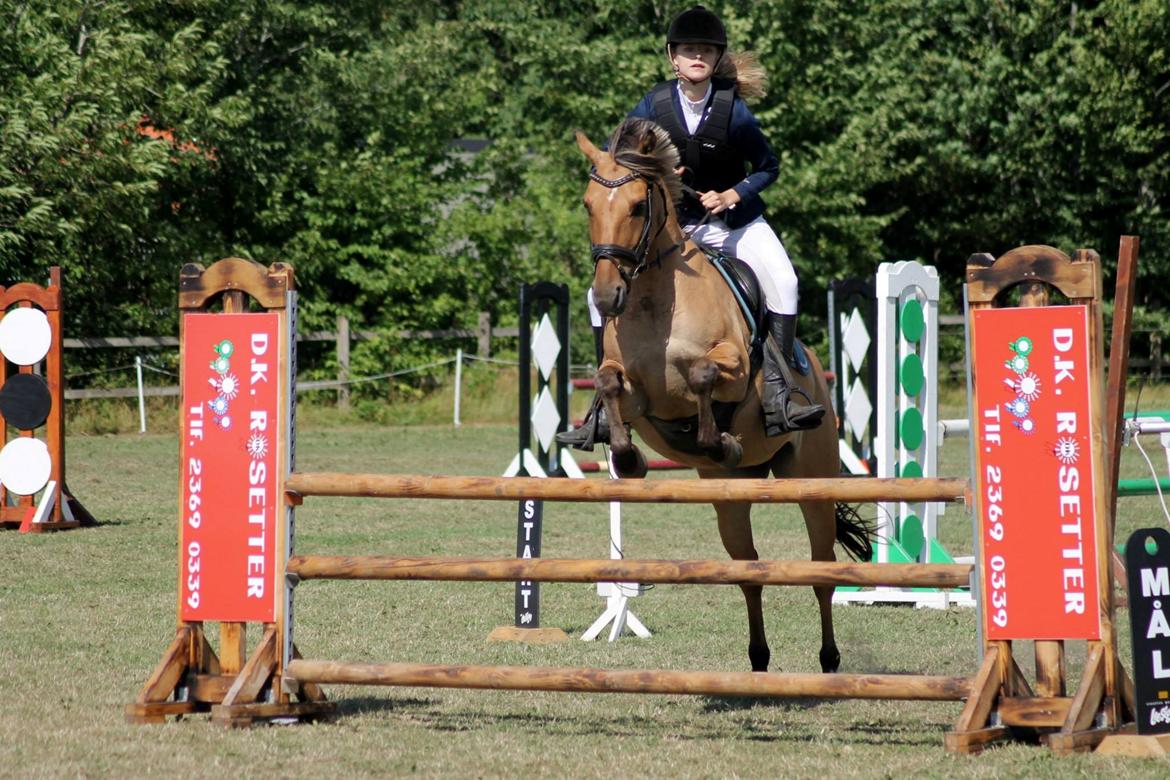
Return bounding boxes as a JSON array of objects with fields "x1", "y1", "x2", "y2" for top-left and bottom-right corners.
[{"x1": 666, "y1": 5, "x2": 727, "y2": 50}]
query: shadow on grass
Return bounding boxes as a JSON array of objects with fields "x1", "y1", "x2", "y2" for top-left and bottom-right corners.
[
  {"x1": 330, "y1": 692, "x2": 946, "y2": 746},
  {"x1": 337, "y1": 695, "x2": 441, "y2": 716},
  {"x1": 89, "y1": 518, "x2": 131, "y2": 528},
  {"x1": 699, "y1": 694, "x2": 823, "y2": 714}
]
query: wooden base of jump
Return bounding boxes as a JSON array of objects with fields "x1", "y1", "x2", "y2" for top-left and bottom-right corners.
[
  {"x1": 125, "y1": 625, "x2": 335, "y2": 728},
  {"x1": 1095, "y1": 726, "x2": 1170, "y2": 757},
  {"x1": 486, "y1": 627, "x2": 571, "y2": 644},
  {"x1": 0, "y1": 486, "x2": 95, "y2": 532}
]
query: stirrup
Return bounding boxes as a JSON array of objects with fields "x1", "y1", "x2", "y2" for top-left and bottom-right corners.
[
  {"x1": 555, "y1": 402, "x2": 609, "y2": 451},
  {"x1": 764, "y1": 388, "x2": 825, "y2": 436},
  {"x1": 779, "y1": 386, "x2": 826, "y2": 430}
]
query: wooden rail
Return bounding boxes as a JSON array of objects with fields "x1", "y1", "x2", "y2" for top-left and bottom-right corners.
[
  {"x1": 285, "y1": 473, "x2": 970, "y2": 504},
  {"x1": 285, "y1": 659, "x2": 972, "y2": 701},
  {"x1": 286, "y1": 555, "x2": 974, "y2": 589}
]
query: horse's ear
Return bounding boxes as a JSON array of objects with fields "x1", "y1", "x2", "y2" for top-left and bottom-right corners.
[
  {"x1": 637, "y1": 126, "x2": 658, "y2": 155},
  {"x1": 575, "y1": 130, "x2": 602, "y2": 165}
]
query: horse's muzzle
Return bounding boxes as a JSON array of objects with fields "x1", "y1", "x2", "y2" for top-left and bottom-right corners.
[{"x1": 591, "y1": 276, "x2": 628, "y2": 317}]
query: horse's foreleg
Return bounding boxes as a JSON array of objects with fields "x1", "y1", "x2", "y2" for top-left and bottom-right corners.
[
  {"x1": 687, "y1": 354, "x2": 742, "y2": 468},
  {"x1": 800, "y1": 499, "x2": 841, "y2": 673},
  {"x1": 713, "y1": 500, "x2": 769, "y2": 672},
  {"x1": 596, "y1": 361, "x2": 647, "y2": 478}
]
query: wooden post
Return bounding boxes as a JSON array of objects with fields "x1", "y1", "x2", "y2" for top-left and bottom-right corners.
[
  {"x1": 336, "y1": 314, "x2": 350, "y2": 410},
  {"x1": 1151, "y1": 332, "x2": 1162, "y2": 381},
  {"x1": 476, "y1": 311, "x2": 491, "y2": 357},
  {"x1": 1104, "y1": 237, "x2": 1139, "y2": 600}
]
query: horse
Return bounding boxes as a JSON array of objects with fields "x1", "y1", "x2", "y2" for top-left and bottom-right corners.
[{"x1": 575, "y1": 118, "x2": 872, "y2": 675}]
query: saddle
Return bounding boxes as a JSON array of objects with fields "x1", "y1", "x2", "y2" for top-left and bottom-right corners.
[
  {"x1": 702, "y1": 246, "x2": 812, "y2": 376},
  {"x1": 643, "y1": 246, "x2": 812, "y2": 456}
]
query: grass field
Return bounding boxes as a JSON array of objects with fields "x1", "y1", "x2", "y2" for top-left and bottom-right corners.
[{"x1": 4, "y1": 393, "x2": 1170, "y2": 778}]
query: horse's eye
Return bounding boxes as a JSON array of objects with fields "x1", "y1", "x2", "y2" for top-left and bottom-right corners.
[{"x1": 631, "y1": 201, "x2": 647, "y2": 218}]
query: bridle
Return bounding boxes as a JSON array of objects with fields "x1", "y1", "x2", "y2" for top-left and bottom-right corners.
[{"x1": 587, "y1": 169, "x2": 676, "y2": 283}]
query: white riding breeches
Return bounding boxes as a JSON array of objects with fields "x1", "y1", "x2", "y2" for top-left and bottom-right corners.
[{"x1": 687, "y1": 216, "x2": 798, "y2": 315}]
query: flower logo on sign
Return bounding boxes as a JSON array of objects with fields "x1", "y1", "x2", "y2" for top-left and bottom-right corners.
[
  {"x1": 212, "y1": 372, "x2": 240, "y2": 400},
  {"x1": 1005, "y1": 353, "x2": 1029, "y2": 373},
  {"x1": 1053, "y1": 436, "x2": 1080, "y2": 465},
  {"x1": 1002, "y1": 336, "x2": 1037, "y2": 435},
  {"x1": 207, "y1": 339, "x2": 236, "y2": 430},
  {"x1": 1013, "y1": 418, "x2": 1036, "y2": 434},
  {"x1": 246, "y1": 433, "x2": 269, "y2": 460},
  {"x1": 1005, "y1": 397, "x2": 1031, "y2": 418},
  {"x1": 1009, "y1": 371, "x2": 1042, "y2": 402}
]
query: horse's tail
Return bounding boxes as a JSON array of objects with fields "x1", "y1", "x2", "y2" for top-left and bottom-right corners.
[{"x1": 834, "y1": 503, "x2": 875, "y2": 562}]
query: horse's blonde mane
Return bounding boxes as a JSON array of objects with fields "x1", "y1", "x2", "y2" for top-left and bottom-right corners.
[{"x1": 607, "y1": 119, "x2": 683, "y2": 203}]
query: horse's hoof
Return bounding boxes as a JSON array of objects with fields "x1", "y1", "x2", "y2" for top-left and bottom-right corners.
[
  {"x1": 611, "y1": 446, "x2": 648, "y2": 479},
  {"x1": 719, "y1": 432, "x2": 742, "y2": 469},
  {"x1": 819, "y1": 646, "x2": 841, "y2": 674},
  {"x1": 749, "y1": 643, "x2": 770, "y2": 673}
]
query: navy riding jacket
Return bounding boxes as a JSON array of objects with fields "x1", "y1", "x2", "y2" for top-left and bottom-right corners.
[{"x1": 629, "y1": 80, "x2": 779, "y2": 230}]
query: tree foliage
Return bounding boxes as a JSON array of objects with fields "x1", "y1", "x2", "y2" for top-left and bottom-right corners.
[{"x1": 2, "y1": 1, "x2": 1166, "y2": 373}]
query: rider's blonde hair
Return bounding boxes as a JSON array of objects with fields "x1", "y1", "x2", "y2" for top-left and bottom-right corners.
[{"x1": 714, "y1": 50, "x2": 768, "y2": 102}]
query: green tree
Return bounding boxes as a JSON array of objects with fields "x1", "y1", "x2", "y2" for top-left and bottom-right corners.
[{"x1": 0, "y1": 2, "x2": 224, "y2": 331}]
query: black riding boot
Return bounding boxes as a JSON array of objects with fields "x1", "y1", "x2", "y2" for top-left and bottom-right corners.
[
  {"x1": 555, "y1": 396, "x2": 611, "y2": 451},
  {"x1": 762, "y1": 313, "x2": 826, "y2": 435}
]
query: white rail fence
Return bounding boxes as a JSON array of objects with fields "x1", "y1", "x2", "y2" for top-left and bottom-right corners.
[{"x1": 62, "y1": 314, "x2": 524, "y2": 431}]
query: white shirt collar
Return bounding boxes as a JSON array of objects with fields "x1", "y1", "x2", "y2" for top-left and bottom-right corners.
[
  {"x1": 677, "y1": 82, "x2": 712, "y2": 134},
  {"x1": 677, "y1": 81, "x2": 712, "y2": 110}
]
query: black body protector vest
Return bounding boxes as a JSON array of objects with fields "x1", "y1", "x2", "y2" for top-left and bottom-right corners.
[{"x1": 649, "y1": 79, "x2": 744, "y2": 215}]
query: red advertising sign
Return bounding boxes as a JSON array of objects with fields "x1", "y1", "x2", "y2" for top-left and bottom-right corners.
[
  {"x1": 971, "y1": 305, "x2": 1101, "y2": 640},
  {"x1": 179, "y1": 312, "x2": 283, "y2": 622}
]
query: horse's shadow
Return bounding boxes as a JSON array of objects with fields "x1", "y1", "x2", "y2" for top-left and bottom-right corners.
[{"x1": 699, "y1": 694, "x2": 821, "y2": 714}]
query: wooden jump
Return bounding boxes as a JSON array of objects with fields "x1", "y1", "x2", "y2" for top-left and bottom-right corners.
[
  {"x1": 285, "y1": 659, "x2": 971, "y2": 701},
  {"x1": 286, "y1": 473, "x2": 970, "y2": 504},
  {"x1": 287, "y1": 555, "x2": 973, "y2": 589},
  {"x1": 136, "y1": 250, "x2": 1152, "y2": 755}
]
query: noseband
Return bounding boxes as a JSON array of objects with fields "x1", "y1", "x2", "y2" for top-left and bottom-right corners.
[{"x1": 588, "y1": 169, "x2": 672, "y2": 283}]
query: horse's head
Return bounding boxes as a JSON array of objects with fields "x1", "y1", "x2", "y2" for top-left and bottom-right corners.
[{"x1": 576, "y1": 120, "x2": 682, "y2": 316}]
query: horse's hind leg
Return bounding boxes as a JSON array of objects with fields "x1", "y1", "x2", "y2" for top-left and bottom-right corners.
[
  {"x1": 800, "y1": 498, "x2": 841, "y2": 673},
  {"x1": 713, "y1": 501, "x2": 770, "y2": 672}
]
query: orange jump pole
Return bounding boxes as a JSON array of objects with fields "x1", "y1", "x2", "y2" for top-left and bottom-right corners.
[
  {"x1": 286, "y1": 473, "x2": 969, "y2": 505},
  {"x1": 287, "y1": 554, "x2": 973, "y2": 589},
  {"x1": 285, "y1": 659, "x2": 971, "y2": 702}
]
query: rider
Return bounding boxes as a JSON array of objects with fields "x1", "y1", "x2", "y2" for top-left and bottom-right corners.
[{"x1": 559, "y1": 4, "x2": 824, "y2": 449}]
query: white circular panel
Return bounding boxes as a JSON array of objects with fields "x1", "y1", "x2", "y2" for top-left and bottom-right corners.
[
  {"x1": 0, "y1": 437, "x2": 52, "y2": 496},
  {"x1": 0, "y1": 308, "x2": 53, "y2": 365}
]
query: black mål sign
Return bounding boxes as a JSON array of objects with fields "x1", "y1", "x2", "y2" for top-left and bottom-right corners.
[{"x1": 1125, "y1": 527, "x2": 1170, "y2": 735}]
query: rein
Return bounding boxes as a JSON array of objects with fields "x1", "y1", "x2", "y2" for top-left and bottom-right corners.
[{"x1": 588, "y1": 169, "x2": 678, "y2": 283}]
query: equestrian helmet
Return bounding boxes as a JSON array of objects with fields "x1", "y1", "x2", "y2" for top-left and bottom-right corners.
[{"x1": 666, "y1": 5, "x2": 727, "y2": 49}]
